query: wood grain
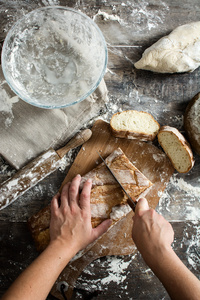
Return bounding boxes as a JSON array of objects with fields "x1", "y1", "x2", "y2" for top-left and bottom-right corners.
[
  {"x1": 50, "y1": 119, "x2": 174, "y2": 299},
  {"x1": 0, "y1": 1, "x2": 200, "y2": 299}
]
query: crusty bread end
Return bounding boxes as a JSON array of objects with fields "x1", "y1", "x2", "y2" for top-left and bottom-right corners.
[
  {"x1": 110, "y1": 110, "x2": 160, "y2": 141},
  {"x1": 158, "y1": 126, "x2": 194, "y2": 173}
]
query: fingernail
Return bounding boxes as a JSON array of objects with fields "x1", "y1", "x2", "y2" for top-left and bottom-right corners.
[{"x1": 87, "y1": 178, "x2": 92, "y2": 183}]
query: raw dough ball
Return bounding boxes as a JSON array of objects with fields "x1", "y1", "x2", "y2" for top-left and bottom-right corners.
[
  {"x1": 184, "y1": 93, "x2": 200, "y2": 156},
  {"x1": 134, "y1": 21, "x2": 200, "y2": 73}
]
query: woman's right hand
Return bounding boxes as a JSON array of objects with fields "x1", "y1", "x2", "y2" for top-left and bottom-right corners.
[{"x1": 132, "y1": 198, "x2": 174, "y2": 268}]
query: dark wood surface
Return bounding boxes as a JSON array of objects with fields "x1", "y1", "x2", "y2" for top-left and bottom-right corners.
[{"x1": 0, "y1": 1, "x2": 200, "y2": 299}]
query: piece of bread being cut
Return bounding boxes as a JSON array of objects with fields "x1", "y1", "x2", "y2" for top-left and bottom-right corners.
[
  {"x1": 158, "y1": 126, "x2": 194, "y2": 173},
  {"x1": 81, "y1": 148, "x2": 153, "y2": 227},
  {"x1": 110, "y1": 110, "x2": 160, "y2": 141},
  {"x1": 28, "y1": 148, "x2": 153, "y2": 252}
]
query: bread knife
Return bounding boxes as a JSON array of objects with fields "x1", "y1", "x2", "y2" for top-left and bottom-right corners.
[
  {"x1": 97, "y1": 151, "x2": 137, "y2": 211},
  {"x1": 0, "y1": 129, "x2": 92, "y2": 211}
]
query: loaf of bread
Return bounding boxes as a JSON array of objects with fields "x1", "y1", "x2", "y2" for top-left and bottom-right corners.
[
  {"x1": 157, "y1": 126, "x2": 194, "y2": 173},
  {"x1": 184, "y1": 92, "x2": 200, "y2": 156},
  {"x1": 81, "y1": 148, "x2": 153, "y2": 227},
  {"x1": 110, "y1": 110, "x2": 160, "y2": 141},
  {"x1": 28, "y1": 148, "x2": 153, "y2": 252}
]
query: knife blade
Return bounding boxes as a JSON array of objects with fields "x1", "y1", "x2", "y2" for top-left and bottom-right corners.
[
  {"x1": 0, "y1": 129, "x2": 92, "y2": 210},
  {"x1": 97, "y1": 151, "x2": 137, "y2": 211}
]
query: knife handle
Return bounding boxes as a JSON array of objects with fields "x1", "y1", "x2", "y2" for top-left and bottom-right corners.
[{"x1": 56, "y1": 129, "x2": 92, "y2": 158}]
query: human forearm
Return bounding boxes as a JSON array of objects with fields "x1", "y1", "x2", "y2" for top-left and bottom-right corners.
[
  {"x1": 2, "y1": 176, "x2": 111, "y2": 300},
  {"x1": 132, "y1": 198, "x2": 200, "y2": 300},
  {"x1": 1, "y1": 241, "x2": 74, "y2": 300},
  {"x1": 149, "y1": 247, "x2": 200, "y2": 300}
]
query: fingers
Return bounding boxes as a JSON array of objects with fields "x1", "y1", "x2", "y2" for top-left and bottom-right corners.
[
  {"x1": 80, "y1": 178, "x2": 92, "y2": 211},
  {"x1": 60, "y1": 175, "x2": 81, "y2": 209},
  {"x1": 135, "y1": 198, "x2": 149, "y2": 215},
  {"x1": 92, "y1": 219, "x2": 112, "y2": 241},
  {"x1": 68, "y1": 174, "x2": 82, "y2": 206},
  {"x1": 51, "y1": 192, "x2": 60, "y2": 215},
  {"x1": 60, "y1": 182, "x2": 71, "y2": 209}
]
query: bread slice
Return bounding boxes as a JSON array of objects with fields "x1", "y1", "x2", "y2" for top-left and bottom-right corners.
[
  {"x1": 110, "y1": 110, "x2": 160, "y2": 141},
  {"x1": 158, "y1": 126, "x2": 194, "y2": 173},
  {"x1": 184, "y1": 92, "x2": 200, "y2": 156},
  {"x1": 28, "y1": 148, "x2": 153, "y2": 252}
]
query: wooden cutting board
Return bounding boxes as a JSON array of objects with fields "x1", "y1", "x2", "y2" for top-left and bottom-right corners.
[{"x1": 50, "y1": 119, "x2": 174, "y2": 299}]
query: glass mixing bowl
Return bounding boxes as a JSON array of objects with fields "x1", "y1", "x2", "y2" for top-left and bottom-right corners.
[{"x1": 1, "y1": 6, "x2": 107, "y2": 109}]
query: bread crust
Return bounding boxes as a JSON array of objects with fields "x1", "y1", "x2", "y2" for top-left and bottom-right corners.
[
  {"x1": 184, "y1": 93, "x2": 200, "y2": 156},
  {"x1": 158, "y1": 126, "x2": 194, "y2": 173},
  {"x1": 28, "y1": 148, "x2": 153, "y2": 252},
  {"x1": 110, "y1": 110, "x2": 160, "y2": 141}
]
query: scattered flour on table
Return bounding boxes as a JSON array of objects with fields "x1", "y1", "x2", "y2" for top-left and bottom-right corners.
[
  {"x1": 156, "y1": 174, "x2": 199, "y2": 271},
  {"x1": 184, "y1": 206, "x2": 200, "y2": 221},
  {"x1": 91, "y1": 95, "x2": 123, "y2": 123},
  {"x1": 170, "y1": 114, "x2": 184, "y2": 129},
  {"x1": 0, "y1": 1, "x2": 39, "y2": 36},
  {"x1": 157, "y1": 173, "x2": 200, "y2": 222},
  {"x1": 76, "y1": 255, "x2": 136, "y2": 291},
  {"x1": 0, "y1": 86, "x2": 19, "y2": 127},
  {"x1": 41, "y1": 0, "x2": 60, "y2": 5},
  {"x1": 129, "y1": 0, "x2": 169, "y2": 31},
  {"x1": 93, "y1": 0, "x2": 169, "y2": 32},
  {"x1": 100, "y1": 257, "x2": 132, "y2": 285},
  {"x1": 93, "y1": 10, "x2": 125, "y2": 25},
  {"x1": 179, "y1": 221, "x2": 200, "y2": 271},
  {"x1": 0, "y1": 162, "x2": 15, "y2": 179},
  {"x1": 170, "y1": 175, "x2": 200, "y2": 198}
]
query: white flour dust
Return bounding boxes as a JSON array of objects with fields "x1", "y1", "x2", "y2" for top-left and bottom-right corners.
[
  {"x1": 93, "y1": 0, "x2": 169, "y2": 32},
  {"x1": 0, "y1": 1, "x2": 39, "y2": 38},
  {"x1": 156, "y1": 174, "x2": 200, "y2": 271},
  {"x1": 76, "y1": 255, "x2": 135, "y2": 292},
  {"x1": 101, "y1": 256, "x2": 132, "y2": 285},
  {"x1": 157, "y1": 173, "x2": 200, "y2": 221},
  {"x1": 58, "y1": 149, "x2": 75, "y2": 171},
  {"x1": 179, "y1": 221, "x2": 200, "y2": 271},
  {"x1": 41, "y1": 0, "x2": 60, "y2": 5},
  {"x1": 0, "y1": 86, "x2": 19, "y2": 127},
  {"x1": 93, "y1": 10, "x2": 125, "y2": 25},
  {"x1": 170, "y1": 175, "x2": 200, "y2": 198},
  {"x1": 129, "y1": 0, "x2": 169, "y2": 31}
]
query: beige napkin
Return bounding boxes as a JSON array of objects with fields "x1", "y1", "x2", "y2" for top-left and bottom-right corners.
[{"x1": 0, "y1": 66, "x2": 108, "y2": 169}]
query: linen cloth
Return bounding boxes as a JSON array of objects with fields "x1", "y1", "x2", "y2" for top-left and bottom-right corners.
[{"x1": 0, "y1": 66, "x2": 108, "y2": 169}]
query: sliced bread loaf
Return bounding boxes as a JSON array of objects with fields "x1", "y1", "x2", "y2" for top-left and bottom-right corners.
[
  {"x1": 28, "y1": 148, "x2": 153, "y2": 252},
  {"x1": 110, "y1": 110, "x2": 160, "y2": 141},
  {"x1": 157, "y1": 126, "x2": 194, "y2": 173}
]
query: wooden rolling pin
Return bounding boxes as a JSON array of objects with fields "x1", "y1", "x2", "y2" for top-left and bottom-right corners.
[{"x1": 0, "y1": 129, "x2": 92, "y2": 210}]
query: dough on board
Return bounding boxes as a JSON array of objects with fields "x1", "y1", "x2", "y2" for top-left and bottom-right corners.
[{"x1": 134, "y1": 21, "x2": 200, "y2": 73}]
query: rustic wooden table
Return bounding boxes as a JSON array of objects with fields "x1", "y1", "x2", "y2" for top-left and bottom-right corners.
[{"x1": 0, "y1": 0, "x2": 199, "y2": 299}]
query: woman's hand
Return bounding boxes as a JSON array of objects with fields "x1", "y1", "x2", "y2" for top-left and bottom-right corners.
[
  {"x1": 132, "y1": 198, "x2": 174, "y2": 268},
  {"x1": 1, "y1": 175, "x2": 112, "y2": 300},
  {"x1": 49, "y1": 174, "x2": 112, "y2": 258},
  {"x1": 132, "y1": 198, "x2": 200, "y2": 300}
]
